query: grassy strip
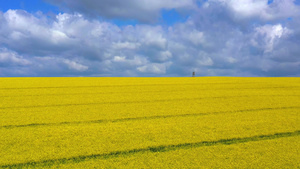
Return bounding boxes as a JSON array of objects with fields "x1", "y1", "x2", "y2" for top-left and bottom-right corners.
[
  {"x1": 1, "y1": 130, "x2": 299, "y2": 168},
  {"x1": 2, "y1": 106, "x2": 299, "y2": 129},
  {"x1": 1, "y1": 94, "x2": 299, "y2": 110}
]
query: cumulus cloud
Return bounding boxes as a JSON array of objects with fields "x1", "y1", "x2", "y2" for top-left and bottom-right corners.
[
  {"x1": 1, "y1": 0, "x2": 300, "y2": 77},
  {"x1": 1, "y1": 10, "x2": 76, "y2": 56},
  {"x1": 112, "y1": 42, "x2": 140, "y2": 50},
  {"x1": 137, "y1": 62, "x2": 172, "y2": 74},
  {"x1": 253, "y1": 24, "x2": 292, "y2": 53},
  {"x1": 0, "y1": 48, "x2": 31, "y2": 66},
  {"x1": 209, "y1": 0, "x2": 300, "y2": 21},
  {"x1": 63, "y1": 59, "x2": 88, "y2": 72},
  {"x1": 44, "y1": 0, "x2": 197, "y2": 22}
]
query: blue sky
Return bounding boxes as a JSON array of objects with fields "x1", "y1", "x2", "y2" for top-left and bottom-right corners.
[
  {"x1": 0, "y1": 0, "x2": 300, "y2": 77},
  {"x1": 0, "y1": 0, "x2": 58, "y2": 13}
]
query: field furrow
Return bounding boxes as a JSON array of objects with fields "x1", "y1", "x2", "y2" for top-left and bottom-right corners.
[
  {"x1": 1, "y1": 106, "x2": 299, "y2": 129},
  {"x1": 1, "y1": 131, "x2": 299, "y2": 168}
]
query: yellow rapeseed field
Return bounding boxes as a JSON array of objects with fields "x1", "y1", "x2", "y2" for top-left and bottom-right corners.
[{"x1": 0, "y1": 77, "x2": 299, "y2": 168}]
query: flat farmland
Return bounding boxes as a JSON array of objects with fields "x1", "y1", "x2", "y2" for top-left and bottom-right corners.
[{"x1": 0, "y1": 77, "x2": 299, "y2": 168}]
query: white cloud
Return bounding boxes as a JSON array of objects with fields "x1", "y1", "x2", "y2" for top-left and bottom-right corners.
[
  {"x1": 113, "y1": 56, "x2": 126, "y2": 62},
  {"x1": 137, "y1": 26, "x2": 168, "y2": 50},
  {"x1": 208, "y1": 0, "x2": 300, "y2": 20},
  {"x1": 0, "y1": 48, "x2": 31, "y2": 66},
  {"x1": 137, "y1": 62, "x2": 172, "y2": 74},
  {"x1": 187, "y1": 30, "x2": 205, "y2": 46},
  {"x1": 63, "y1": 59, "x2": 88, "y2": 72},
  {"x1": 1, "y1": 4, "x2": 300, "y2": 77},
  {"x1": 225, "y1": 0, "x2": 268, "y2": 18},
  {"x1": 253, "y1": 24, "x2": 292, "y2": 52},
  {"x1": 159, "y1": 51, "x2": 173, "y2": 61},
  {"x1": 113, "y1": 56, "x2": 147, "y2": 66},
  {"x1": 196, "y1": 52, "x2": 214, "y2": 66},
  {"x1": 112, "y1": 42, "x2": 140, "y2": 50}
]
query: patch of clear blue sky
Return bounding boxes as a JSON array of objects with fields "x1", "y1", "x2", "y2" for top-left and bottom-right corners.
[
  {"x1": 109, "y1": 19, "x2": 138, "y2": 26},
  {"x1": 159, "y1": 9, "x2": 189, "y2": 26},
  {"x1": 269, "y1": 0, "x2": 300, "y2": 5},
  {"x1": 0, "y1": 0, "x2": 59, "y2": 13}
]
